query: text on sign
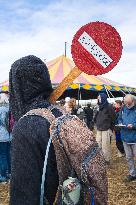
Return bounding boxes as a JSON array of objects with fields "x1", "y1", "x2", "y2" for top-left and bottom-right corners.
[{"x1": 78, "y1": 31, "x2": 113, "y2": 68}]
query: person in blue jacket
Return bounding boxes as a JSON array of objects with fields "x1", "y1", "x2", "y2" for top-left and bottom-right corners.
[
  {"x1": 118, "y1": 94, "x2": 136, "y2": 182},
  {"x1": 0, "y1": 93, "x2": 12, "y2": 182}
]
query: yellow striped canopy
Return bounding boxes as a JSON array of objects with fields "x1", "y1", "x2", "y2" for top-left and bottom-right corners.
[
  {"x1": 0, "y1": 80, "x2": 9, "y2": 92},
  {"x1": 0, "y1": 55, "x2": 136, "y2": 94},
  {"x1": 47, "y1": 55, "x2": 136, "y2": 93}
]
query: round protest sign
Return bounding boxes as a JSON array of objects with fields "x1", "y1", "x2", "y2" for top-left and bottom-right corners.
[
  {"x1": 49, "y1": 21, "x2": 123, "y2": 103},
  {"x1": 71, "y1": 21, "x2": 122, "y2": 75}
]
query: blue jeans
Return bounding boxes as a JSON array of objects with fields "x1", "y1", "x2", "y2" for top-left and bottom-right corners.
[
  {"x1": 123, "y1": 142, "x2": 136, "y2": 176},
  {"x1": 0, "y1": 142, "x2": 11, "y2": 182}
]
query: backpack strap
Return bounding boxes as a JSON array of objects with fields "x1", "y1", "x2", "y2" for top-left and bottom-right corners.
[
  {"x1": 22, "y1": 108, "x2": 55, "y2": 124},
  {"x1": 51, "y1": 114, "x2": 77, "y2": 176}
]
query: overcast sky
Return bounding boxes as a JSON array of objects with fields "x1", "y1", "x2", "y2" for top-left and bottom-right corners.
[{"x1": 0, "y1": 0, "x2": 136, "y2": 87}]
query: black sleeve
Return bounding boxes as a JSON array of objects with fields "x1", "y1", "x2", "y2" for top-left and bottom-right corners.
[
  {"x1": 108, "y1": 105, "x2": 116, "y2": 129},
  {"x1": 93, "y1": 111, "x2": 98, "y2": 123},
  {"x1": 10, "y1": 116, "x2": 59, "y2": 205},
  {"x1": 90, "y1": 109, "x2": 94, "y2": 121}
]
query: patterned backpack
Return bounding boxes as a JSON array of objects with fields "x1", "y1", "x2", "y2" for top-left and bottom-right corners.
[{"x1": 24, "y1": 106, "x2": 108, "y2": 205}]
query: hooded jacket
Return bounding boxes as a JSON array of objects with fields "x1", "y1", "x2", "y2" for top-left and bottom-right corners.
[
  {"x1": 94, "y1": 93, "x2": 116, "y2": 131},
  {"x1": 9, "y1": 55, "x2": 53, "y2": 122},
  {"x1": 9, "y1": 55, "x2": 62, "y2": 205}
]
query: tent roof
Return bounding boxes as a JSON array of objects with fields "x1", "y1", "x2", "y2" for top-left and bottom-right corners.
[
  {"x1": 0, "y1": 55, "x2": 136, "y2": 94},
  {"x1": 47, "y1": 55, "x2": 124, "y2": 85},
  {"x1": 47, "y1": 55, "x2": 136, "y2": 93}
]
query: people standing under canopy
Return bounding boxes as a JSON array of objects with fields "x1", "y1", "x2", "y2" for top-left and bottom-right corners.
[{"x1": 94, "y1": 93, "x2": 116, "y2": 164}]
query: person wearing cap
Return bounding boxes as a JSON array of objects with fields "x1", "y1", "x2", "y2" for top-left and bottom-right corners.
[{"x1": 94, "y1": 93, "x2": 116, "y2": 164}]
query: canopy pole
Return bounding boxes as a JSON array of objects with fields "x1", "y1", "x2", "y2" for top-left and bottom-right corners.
[
  {"x1": 65, "y1": 42, "x2": 67, "y2": 57},
  {"x1": 107, "y1": 89, "x2": 115, "y2": 98},
  {"x1": 80, "y1": 87, "x2": 82, "y2": 101},
  {"x1": 120, "y1": 89, "x2": 127, "y2": 96},
  {"x1": 104, "y1": 85, "x2": 110, "y2": 98},
  {"x1": 78, "y1": 84, "x2": 80, "y2": 106}
]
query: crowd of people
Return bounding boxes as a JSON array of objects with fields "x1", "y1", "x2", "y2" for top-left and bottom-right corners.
[
  {"x1": 60, "y1": 94, "x2": 136, "y2": 183},
  {"x1": 0, "y1": 55, "x2": 135, "y2": 205}
]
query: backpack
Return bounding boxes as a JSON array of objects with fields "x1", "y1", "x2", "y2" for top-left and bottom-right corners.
[{"x1": 24, "y1": 106, "x2": 108, "y2": 205}]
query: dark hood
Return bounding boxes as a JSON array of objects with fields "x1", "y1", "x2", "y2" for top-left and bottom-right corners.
[
  {"x1": 98, "y1": 93, "x2": 109, "y2": 110},
  {"x1": 9, "y1": 55, "x2": 53, "y2": 122}
]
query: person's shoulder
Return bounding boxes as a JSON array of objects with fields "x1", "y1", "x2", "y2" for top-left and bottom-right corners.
[
  {"x1": 14, "y1": 115, "x2": 49, "y2": 136},
  {"x1": 108, "y1": 103, "x2": 113, "y2": 108},
  {"x1": 131, "y1": 105, "x2": 136, "y2": 114},
  {"x1": 12, "y1": 115, "x2": 51, "y2": 144},
  {"x1": 104, "y1": 103, "x2": 112, "y2": 110},
  {"x1": 22, "y1": 114, "x2": 49, "y2": 126},
  {"x1": 122, "y1": 105, "x2": 129, "y2": 113}
]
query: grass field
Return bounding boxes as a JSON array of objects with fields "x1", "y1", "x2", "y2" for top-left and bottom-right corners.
[{"x1": 0, "y1": 140, "x2": 136, "y2": 205}]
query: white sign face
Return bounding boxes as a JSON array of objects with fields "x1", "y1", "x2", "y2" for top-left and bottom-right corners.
[{"x1": 78, "y1": 31, "x2": 113, "y2": 68}]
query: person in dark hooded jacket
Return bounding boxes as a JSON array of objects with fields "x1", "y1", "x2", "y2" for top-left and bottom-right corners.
[
  {"x1": 94, "y1": 93, "x2": 116, "y2": 164},
  {"x1": 9, "y1": 55, "x2": 62, "y2": 205}
]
